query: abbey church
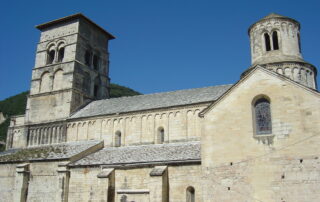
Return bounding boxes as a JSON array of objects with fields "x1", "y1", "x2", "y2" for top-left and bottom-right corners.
[{"x1": 0, "y1": 13, "x2": 319, "y2": 202}]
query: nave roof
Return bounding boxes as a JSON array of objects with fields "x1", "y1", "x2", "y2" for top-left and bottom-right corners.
[{"x1": 71, "y1": 84, "x2": 232, "y2": 119}]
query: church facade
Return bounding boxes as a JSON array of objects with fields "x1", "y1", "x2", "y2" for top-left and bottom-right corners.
[{"x1": 0, "y1": 13, "x2": 319, "y2": 202}]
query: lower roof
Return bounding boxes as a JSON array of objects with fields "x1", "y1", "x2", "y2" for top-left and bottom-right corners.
[
  {"x1": 0, "y1": 140, "x2": 101, "y2": 163},
  {"x1": 70, "y1": 142, "x2": 201, "y2": 167}
]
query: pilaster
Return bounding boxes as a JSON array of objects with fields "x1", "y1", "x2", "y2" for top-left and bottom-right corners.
[{"x1": 13, "y1": 163, "x2": 30, "y2": 202}]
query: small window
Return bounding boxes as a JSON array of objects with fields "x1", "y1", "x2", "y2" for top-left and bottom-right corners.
[
  {"x1": 264, "y1": 33, "x2": 271, "y2": 51},
  {"x1": 115, "y1": 131, "x2": 121, "y2": 147},
  {"x1": 157, "y1": 127, "x2": 165, "y2": 144},
  {"x1": 272, "y1": 31, "x2": 279, "y2": 50},
  {"x1": 85, "y1": 50, "x2": 91, "y2": 66},
  {"x1": 254, "y1": 98, "x2": 272, "y2": 135},
  {"x1": 47, "y1": 50, "x2": 55, "y2": 64},
  {"x1": 57, "y1": 47, "x2": 65, "y2": 62},
  {"x1": 186, "y1": 186, "x2": 195, "y2": 202},
  {"x1": 93, "y1": 55, "x2": 99, "y2": 70}
]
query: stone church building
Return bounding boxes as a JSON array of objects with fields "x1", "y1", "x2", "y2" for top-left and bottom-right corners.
[{"x1": 0, "y1": 13, "x2": 319, "y2": 202}]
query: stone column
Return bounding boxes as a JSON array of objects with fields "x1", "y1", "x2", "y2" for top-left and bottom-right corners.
[
  {"x1": 97, "y1": 168, "x2": 115, "y2": 202},
  {"x1": 13, "y1": 163, "x2": 30, "y2": 202},
  {"x1": 56, "y1": 163, "x2": 70, "y2": 202},
  {"x1": 149, "y1": 166, "x2": 169, "y2": 202}
]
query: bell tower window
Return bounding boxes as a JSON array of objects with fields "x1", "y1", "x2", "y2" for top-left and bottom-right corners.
[
  {"x1": 47, "y1": 50, "x2": 55, "y2": 64},
  {"x1": 85, "y1": 50, "x2": 91, "y2": 66},
  {"x1": 264, "y1": 33, "x2": 271, "y2": 51},
  {"x1": 253, "y1": 98, "x2": 272, "y2": 135},
  {"x1": 57, "y1": 47, "x2": 65, "y2": 62},
  {"x1": 93, "y1": 54, "x2": 99, "y2": 70},
  {"x1": 272, "y1": 31, "x2": 279, "y2": 50}
]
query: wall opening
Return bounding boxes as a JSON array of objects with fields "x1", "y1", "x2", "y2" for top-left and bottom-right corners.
[
  {"x1": 85, "y1": 50, "x2": 91, "y2": 66},
  {"x1": 186, "y1": 186, "x2": 195, "y2": 202},
  {"x1": 47, "y1": 50, "x2": 55, "y2": 64},
  {"x1": 157, "y1": 127, "x2": 165, "y2": 144},
  {"x1": 264, "y1": 33, "x2": 271, "y2": 51},
  {"x1": 57, "y1": 47, "x2": 65, "y2": 62},
  {"x1": 115, "y1": 131, "x2": 121, "y2": 147},
  {"x1": 272, "y1": 31, "x2": 279, "y2": 50},
  {"x1": 298, "y1": 33, "x2": 301, "y2": 53},
  {"x1": 93, "y1": 54, "x2": 99, "y2": 70}
]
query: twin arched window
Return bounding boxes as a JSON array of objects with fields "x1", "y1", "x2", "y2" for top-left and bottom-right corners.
[
  {"x1": 253, "y1": 97, "x2": 272, "y2": 135},
  {"x1": 84, "y1": 49, "x2": 100, "y2": 70},
  {"x1": 264, "y1": 31, "x2": 279, "y2": 52},
  {"x1": 46, "y1": 43, "x2": 65, "y2": 64}
]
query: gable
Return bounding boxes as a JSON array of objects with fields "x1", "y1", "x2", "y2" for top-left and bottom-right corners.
[
  {"x1": 201, "y1": 66, "x2": 320, "y2": 167},
  {"x1": 200, "y1": 66, "x2": 320, "y2": 117}
]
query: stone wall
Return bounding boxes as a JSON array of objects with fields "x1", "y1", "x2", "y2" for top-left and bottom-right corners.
[
  {"x1": 0, "y1": 164, "x2": 16, "y2": 202},
  {"x1": 202, "y1": 68, "x2": 320, "y2": 201},
  {"x1": 67, "y1": 104, "x2": 204, "y2": 147}
]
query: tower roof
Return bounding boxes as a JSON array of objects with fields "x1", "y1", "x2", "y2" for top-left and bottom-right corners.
[
  {"x1": 262, "y1": 13, "x2": 287, "y2": 19},
  {"x1": 248, "y1": 13, "x2": 300, "y2": 34},
  {"x1": 36, "y1": 13, "x2": 115, "y2": 39}
]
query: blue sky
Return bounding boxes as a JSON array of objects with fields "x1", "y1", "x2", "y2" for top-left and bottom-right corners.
[{"x1": 0, "y1": 0, "x2": 319, "y2": 100}]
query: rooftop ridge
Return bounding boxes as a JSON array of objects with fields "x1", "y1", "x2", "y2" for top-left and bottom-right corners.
[{"x1": 97, "y1": 83, "x2": 233, "y2": 103}]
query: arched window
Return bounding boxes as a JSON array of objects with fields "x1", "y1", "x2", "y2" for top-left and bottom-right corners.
[
  {"x1": 93, "y1": 54, "x2": 99, "y2": 70},
  {"x1": 53, "y1": 69, "x2": 64, "y2": 90},
  {"x1": 47, "y1": 50, "x2": 55, "y2": 64},
  {"x1": 115, "y1": 131, "x2": 121, "y2": 147},
  {"x1": 57, "y1": 47, "x2": 65, "y2": 62},
  {"x1": 157, "y1": 127, "x2": 165, "y2": 144},
  {"x1": 94, "y1": 76, "x2": 101, "y2": 98},
  {"x1": 297, "y1": 33, "x2": 301, "y2": 53},
  {"x1": 186, "y1": 186, "x2": 195, "y2": 202},
  {"x1": 272, "y1": 31, "x2": 279, "y2": 50},
  {"x1": 254, "y1": 98, "x2": 272, "y2": 135},
  {"x1": 264, "y1": 33, "x2": 271, "y2": 51},
  {"x1": 82, "y1": 72, "x2": 91, "y2": 94},
  {"x1": 40, "y1": 72, "x2": 51, "y2": 93},
  {"x1": 85, "y1": 50, "x2": 91, "y2": 66}
]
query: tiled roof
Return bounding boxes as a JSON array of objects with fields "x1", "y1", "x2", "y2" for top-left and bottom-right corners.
[
  {"x1": 0, "y1": 140, "x2": 101, "y2": 163},
  {"x1": 70, "y1": 142, "x2": 201, "y2": 167},
  {"x1": 71, "y1": 84, "x2": 232, "y2": 119}
]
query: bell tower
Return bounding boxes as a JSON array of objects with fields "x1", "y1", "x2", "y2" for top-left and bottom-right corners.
[
  {"x1": 25, "y1": 13, "x2": 115, "y2": 124},
  {"x1": 243, "y1": 13, "x2": 317, "y2": 89}
]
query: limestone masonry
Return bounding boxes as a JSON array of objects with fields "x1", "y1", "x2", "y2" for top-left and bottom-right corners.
[{"x1": 0, "y1": 13, "x2": 319, "y2": 202}]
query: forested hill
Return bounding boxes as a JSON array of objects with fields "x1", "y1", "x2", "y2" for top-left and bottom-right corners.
[{"x1": 0, "y1": 83, "x2": 141, "y2": 151}]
